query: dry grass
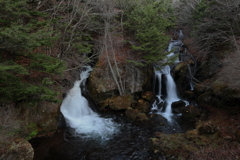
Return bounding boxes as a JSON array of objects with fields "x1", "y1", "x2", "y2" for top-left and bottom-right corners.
[
  {"x1": 0, "y1": 104, "x2": 24, "y2": 154},
  {"x1": 217, "y1": 51, "x2": 240, "y2": 90}
]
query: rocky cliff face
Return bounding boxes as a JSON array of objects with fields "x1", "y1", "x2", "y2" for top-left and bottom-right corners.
[{"x1": 88, "y1": 62, "x2": 153, "y2": 103}]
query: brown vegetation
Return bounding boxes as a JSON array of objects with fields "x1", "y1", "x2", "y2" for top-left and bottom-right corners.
[{"x1": 0, "y1": 104, "x2": 24, "y2": 154}]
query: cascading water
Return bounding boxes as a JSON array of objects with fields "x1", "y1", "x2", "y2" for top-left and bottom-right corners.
[
  {"x1": 60, "y1": 66, "x2": 118, "y2": 140},
  {"x1": 151, "y1": 30, "x2": 190, "y2": 122}
]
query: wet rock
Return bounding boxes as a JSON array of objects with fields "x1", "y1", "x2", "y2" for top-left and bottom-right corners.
[
  {"x1": 136, "y1": 99, "x2": 151, "y2": 113},
  {"x1": 179, "y1": 105, "x2": 201, "y2": 121},
  {"x1": 0, "y1": 140, "x2": 34, "y2": 160},
  {"x1": 171, "y1": 100, "x2": 186, "y2": 113},
  {"x1": 125, "y1": 109, "x2": 140, "y2": 121},
  {"x1": 141, "y1": 91, "x2": 156, "y2": 103},
  {"x1": 173, "y1": 62, "x2": 191, "y2": 95},
  {"x1": 150, "y1": 114, "x2": 167, "y2": 124}
]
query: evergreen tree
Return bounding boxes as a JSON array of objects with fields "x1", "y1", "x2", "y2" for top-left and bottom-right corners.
[
  {"x1": 0, "y1": 0, "x2": 65, "y2": 103},
  {"x1": 124, "y1": 0, "x2": 175, "y2": 66}
]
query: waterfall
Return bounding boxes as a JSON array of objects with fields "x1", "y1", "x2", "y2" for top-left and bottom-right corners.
[
  {"x1": 151, "y1": 30, "x2": 192, "y2": 122},
  {"x1": 152, "y1": 65, "x2": 180, "y2": 122},
  {"x1": 60, "y1": 66, "x2": 118, "y2": 140}
]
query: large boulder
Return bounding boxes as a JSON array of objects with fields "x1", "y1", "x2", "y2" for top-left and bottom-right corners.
[
  {"x1": 171, "y1": 100, "x2": 186, "y2": 113},
  {"x1": 87, "y1": 63, "x2": 153, "y2": 103},
  {"x1": 150, "y1": 114, "x2": 168, "y2": 124},
  {"x1": 0, "y1": 140, "x2": 34, "y2": 160},
  {"x1": 173, "y1": 61, "x2": 192, "y2": 95}
]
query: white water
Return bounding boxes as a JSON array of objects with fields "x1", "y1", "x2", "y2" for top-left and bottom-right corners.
[
  {"x1": 151, "y1": 30, "x2": 189, "y2": 122},
  {"x1": 60, "y1": 66, "x2": 118, "y2": 140},
  {"x1": 153, "y1": 65, "x2": 180, "y2": 122}
]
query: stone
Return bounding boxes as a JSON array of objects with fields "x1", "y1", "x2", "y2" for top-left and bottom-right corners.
[
  {"x1": 87, "y1": 62, "x2": 153, "y2": 103},
  {"x1": 108, "y1": 95, "x2": 133, "y2": 110},
  {"x1": 150, "y1": 114, "x2": 168, "y2": 123},
  {"x1": 173, "y1": 62, "x2": 191, "y2": 94},
  {"x1": 179, "y1": 105, "x2": 201, "y2": 121},
  {"x1": 171, "y1": 100, "x2": 186, "y2": 113},
  {"x1": 136, "y1": 113, "x2": 149, "y2": 121},
  {"x1": 0, "y1": 140, "x2": 34, "y2": 160},
  {"x1": 172, "y1": 100, "x2": 185, "y2": 109},
  {"x1": 141, "y1": 91, "x2": 156, "y2": 103},
  {"x1": 125, "y1": 109, "x2": 140, "y2": 121},
  {"x1": 136, "y1": 99, "x2": 151, "y2": 113}
]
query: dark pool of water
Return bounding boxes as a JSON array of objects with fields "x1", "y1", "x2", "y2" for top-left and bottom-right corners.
[{"x1": 30, "y1": 111, "x2": 194, "y2": 160}]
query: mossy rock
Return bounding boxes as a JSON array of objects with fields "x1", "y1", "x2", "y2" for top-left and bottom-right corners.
[
  {"x1": 136, "y1": 113, "x2": 148, "y2": 121},
  {"x1": 125, "y1": 109, "x2": 140, "y2": 121},
  {"x1": 0, "y1": 140, "x2": 34, "y2": 160},
  {"x1": 150, "y1": 132, "x2": 211, "y2": 159},
  {"x1": 196, "y1": 121, "x2": 218, "y2": 135},
  {"x1": 174, "y1": 61, "x2": 188, "y2": 73},
  {"x1": 173, "y1": 62, "x2": 191, "y2": 94},
  {"x1": 141, "y1": 91, "x2": 156, "y2": 103},
  {"x1": 108, "y1": 95, "x2": 133, "y2": 110},
  {"x1": 136, "y1": 99, "x2": 151, "y2": 113}
]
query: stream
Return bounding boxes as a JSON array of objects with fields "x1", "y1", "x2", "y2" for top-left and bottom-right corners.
[{"x1": 30, "y1": 30, "x2": 196, "y2": 160}]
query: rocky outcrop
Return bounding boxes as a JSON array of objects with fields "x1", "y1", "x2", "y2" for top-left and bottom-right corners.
[
  {"x1": 171, "y1": 100, "x2": 186, "y2": 113},
  {"x1": 173, "y1": 57, "x2": 195, "y2": 96},
  {"x1": 141, "y1": 91, "x2": 156, "y2": 103},
  {"x1": 194, "y1": 81, "x2": 240, "y2": 114},
  {"x1": 88, "y1": 63, "x2": 153, "y2": 103},
  {"x1": 136, "y1": 99, "x2": 151, "y2": 113},
  {"x1": 100, "y1": 95, "x2": 133, "y2": 110},
  {"x1": 0, "y1": 140, "x2": 34, "y2": 160}
]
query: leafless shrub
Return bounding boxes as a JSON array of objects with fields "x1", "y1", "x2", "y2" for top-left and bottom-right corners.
[
  {"x1": 0, "y1": 104, "x2": 24, "y2": 153},
  {"x1": 217, "y1": 50, "x2": 240, "y2": 89},
  {"x1": 176, "y1": 0, "x2": 240, "y2": 59}
]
